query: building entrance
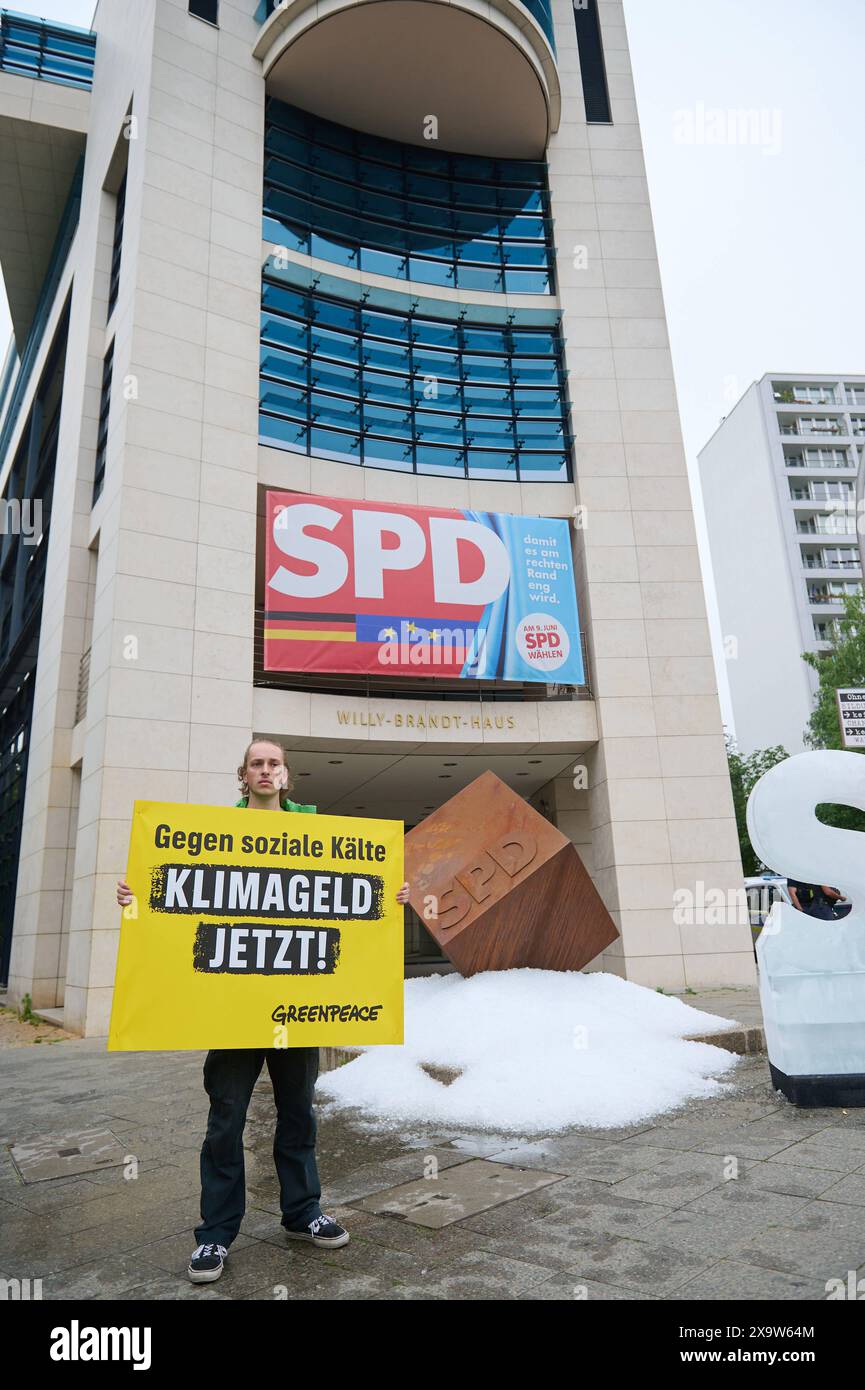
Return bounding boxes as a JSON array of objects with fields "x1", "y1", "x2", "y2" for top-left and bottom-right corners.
[{"x1": 264, "y1": 741, "x2": 577, "y2": 978}]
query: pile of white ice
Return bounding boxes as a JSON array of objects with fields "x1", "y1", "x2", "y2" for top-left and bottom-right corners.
[{"x1": 317, "y1": 969, "x2": 741, "y2": 1133}]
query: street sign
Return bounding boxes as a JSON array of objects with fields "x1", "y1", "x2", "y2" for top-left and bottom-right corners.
[{"x1": 836, "y1": 688, "x2": 865, "y2": 749}]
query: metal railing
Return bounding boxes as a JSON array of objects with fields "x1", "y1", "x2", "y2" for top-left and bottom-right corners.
[
  {"x1": 785, "y1": 453, "x2": 854, "y2": 470},
  {"x1": 780, "y1": 422, "x2": 846, "y2": 437},
  {"x1": 0, "y1": 8, "x2": 96, "y2": 89}
]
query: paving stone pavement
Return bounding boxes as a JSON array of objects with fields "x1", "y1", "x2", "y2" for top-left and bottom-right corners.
[{"x1": 2, "y1": 1033, "x2": 865, "y2": 1300}]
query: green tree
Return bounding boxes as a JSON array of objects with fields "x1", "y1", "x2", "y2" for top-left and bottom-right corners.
[
  {"x1": 803, "y1": 592, "x2": 865, "y2": 833},
  {"x1": 726, "y1": 739, "x2": 789, "y2": 875}
]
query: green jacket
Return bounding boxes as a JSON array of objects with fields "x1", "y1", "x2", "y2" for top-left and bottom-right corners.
[{"x1": 234, "y1": 796, "x2": 317, "y2": 813}]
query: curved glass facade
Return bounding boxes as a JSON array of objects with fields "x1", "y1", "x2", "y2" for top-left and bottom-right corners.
[
  {"x1": 263, "y1": 99, "x2": 554, "y2": 295},
  {"x1": 260, "y1": 275, "x2": 572, "y2": 482}
]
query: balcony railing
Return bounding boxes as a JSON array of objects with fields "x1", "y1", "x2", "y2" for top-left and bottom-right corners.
[
  {"x1": 797, "y1": 518, "x2": 855, "y2": 536},
  {"x1": 774, "y1": 389, "x2": 840, "y2": 407},
  {"x1": 780, "y1": 421, "x2": 847, "y2": 437},
  {"x1": 790, "y1": 485, "x2": 854, "y2": 504},
  {"x1": 808, "y1": 588, "x2": 861, "y2": 605},
  {"x1": 785, "y1": 452, "x2": 854, "y2": 470},
  {"x1": 0, "y1": 8, "x2": 96, "y2": 89},
  {"x1": 802, "y1": 556, "x2": 860, "y2": 571}
]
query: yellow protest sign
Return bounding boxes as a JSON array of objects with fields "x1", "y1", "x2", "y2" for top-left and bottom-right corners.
[{"x1": 108, "y1": 800, "x2": 405, "y2": 1050}]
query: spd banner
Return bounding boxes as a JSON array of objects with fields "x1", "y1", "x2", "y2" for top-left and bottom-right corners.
[
  {"x1": 263, "y1": 490, "x2": 585, "y2": 685},
  {"x1": 108, "y1": 801, "x2": 404, "y2": 1050}
]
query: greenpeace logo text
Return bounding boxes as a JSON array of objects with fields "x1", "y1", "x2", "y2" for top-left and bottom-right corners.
[{"x1": 50, "y1": 1321, "x2": 152, "y2": 1371}]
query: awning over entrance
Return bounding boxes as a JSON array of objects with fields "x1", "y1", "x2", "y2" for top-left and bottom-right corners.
[{"x1": 252, "y1": 688, "x2": 598, "y2": 822}]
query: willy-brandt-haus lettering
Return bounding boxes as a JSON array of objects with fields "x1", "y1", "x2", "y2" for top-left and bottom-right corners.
[{"x1": 0, "y1": 0, "x2": 755, "y2": 1036}]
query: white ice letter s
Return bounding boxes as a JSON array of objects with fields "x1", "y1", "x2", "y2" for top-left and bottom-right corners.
[{"x1": 747, "y1": 749, "x2": 865, "y2": 906}]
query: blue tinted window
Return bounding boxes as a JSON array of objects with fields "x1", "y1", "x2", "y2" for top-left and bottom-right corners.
[
  {"x1": 310, "y1": 426, "x2": 360, "y2": 464},
  {"x1": 261, "y1": 346, "x2": 307, "y2": 386},
  {"x1": 505, "y1": 269, "x2": 551, "y2": 294},
  {"x1": 259, "y1": 277, "x2": 572, "y2": 482},
  {"x1": 361, "y1": 247, "x2": 407, "y2": 279},
  {"x1": 364, "y1": 437, "x2": 414, "y2": 470},
  {"x1": 362, "y1": 309, "x2": 409, "y2": 341},
  {"x1": 416, "y1": 445, "x2": 466, "y2": 477},
  {"x1": 413, "y1": 347, "x2": 460, "y2": 379},
  {"x1": 311, "y1": 363, "x2": 360, "y2": 398},
  {"x1": 414, "y1": 377, "x2": 462, "y2": 411},
  {"x1": 261, "y1": 382, "x2": 307, "y2": 420},
  {"x1": 415, "y1": 411, "x2": 464, "y2": 442},
  {"x1": 365, "y1": 371, "x2": 412, "y2": 406},
  {"x1": 261, "y1": 314, "x2": 307, "y2": 353},
  {"x1": 260, "y1": 414, "x2": 308, "y2": 452},
  {"x1": 263, "y1": 98, "x2": 556, "y2": 296},
  {"x1": 518, "y1": 453, "x2": 570, "y2": 481},
  {"x1": 310, "y1": 326, "x2": 358, "y2": 363}
]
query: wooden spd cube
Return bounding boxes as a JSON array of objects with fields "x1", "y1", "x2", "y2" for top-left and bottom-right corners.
[{"x1": 405, "y1": 770, "x2": 619, "y2": 976}]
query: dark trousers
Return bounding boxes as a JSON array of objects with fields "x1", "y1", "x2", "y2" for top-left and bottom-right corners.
[{"x1": 195, "y1": 1047, "x2": 322, "y2": 1247}]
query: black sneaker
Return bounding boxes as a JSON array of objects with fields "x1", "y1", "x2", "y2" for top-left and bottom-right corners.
[
  {"x1": 188, "y1": 1242, "x2": 228, "y2": 1283},
  {"x1": 285, "y1": 1215, "x2": 350, "y2": 1248}
]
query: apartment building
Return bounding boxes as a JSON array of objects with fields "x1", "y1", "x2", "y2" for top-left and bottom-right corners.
[{"x1": 699, "y1": 373, "x2": 865, "y2": 754}]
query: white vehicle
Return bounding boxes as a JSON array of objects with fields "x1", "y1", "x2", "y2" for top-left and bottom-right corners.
[{"x1": 745, "y1": 874, "x2": 792, "y2": 940}]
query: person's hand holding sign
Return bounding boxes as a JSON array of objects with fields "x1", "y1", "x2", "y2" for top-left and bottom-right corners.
[{"x1": 396, "y1": 882, "x2": 409, "y2": 905}]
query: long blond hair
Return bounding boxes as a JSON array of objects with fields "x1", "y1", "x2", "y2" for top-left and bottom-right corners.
[{"x1": 237, "y1": 739, "x2": 295, "y2": 798}]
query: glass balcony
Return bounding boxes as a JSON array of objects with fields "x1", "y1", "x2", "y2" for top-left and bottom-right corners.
[
  {"x1": 808, "y1": 584, "x2": 861, "y2": 605},
  {"x1": 263, "y1": 99, "x2": 554, "y2": 296},
  {"x1": 0, "y1": 9, "x2": 96, "y2": 90},
  {"x1": 801, "y1": 547, "x2": 861, "y2": 571},
  {"x1": 789, "y1": 481, "x2": 854, "y2": 503},
  {"x1": 774, "y1": 386, "x2": 840, "y2": 406},
  {"x1": 797, "y1": 517, "x2": 855, "y2": 536},
  {"x1": 780, "y1": 419, "x2": 846, "y2": 437},
  {"x1": 785, "y1": 449, "x2": 854, "y2": 469},
  {"x1": 260, "y1": 271, "x2": 572, "y2": 481}
]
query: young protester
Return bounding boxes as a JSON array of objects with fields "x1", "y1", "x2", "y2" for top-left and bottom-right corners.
[{"x1": 116, "y1": 739, "x2": 410, "y2": 1283}]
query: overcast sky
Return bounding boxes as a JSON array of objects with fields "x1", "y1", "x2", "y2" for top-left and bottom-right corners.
[
  {"x1": 623, "y1": 0, "x2": 864, "y2": 729},
  {"x1": 2, "y1": 0, "x2": 862, "y2": 729}
]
